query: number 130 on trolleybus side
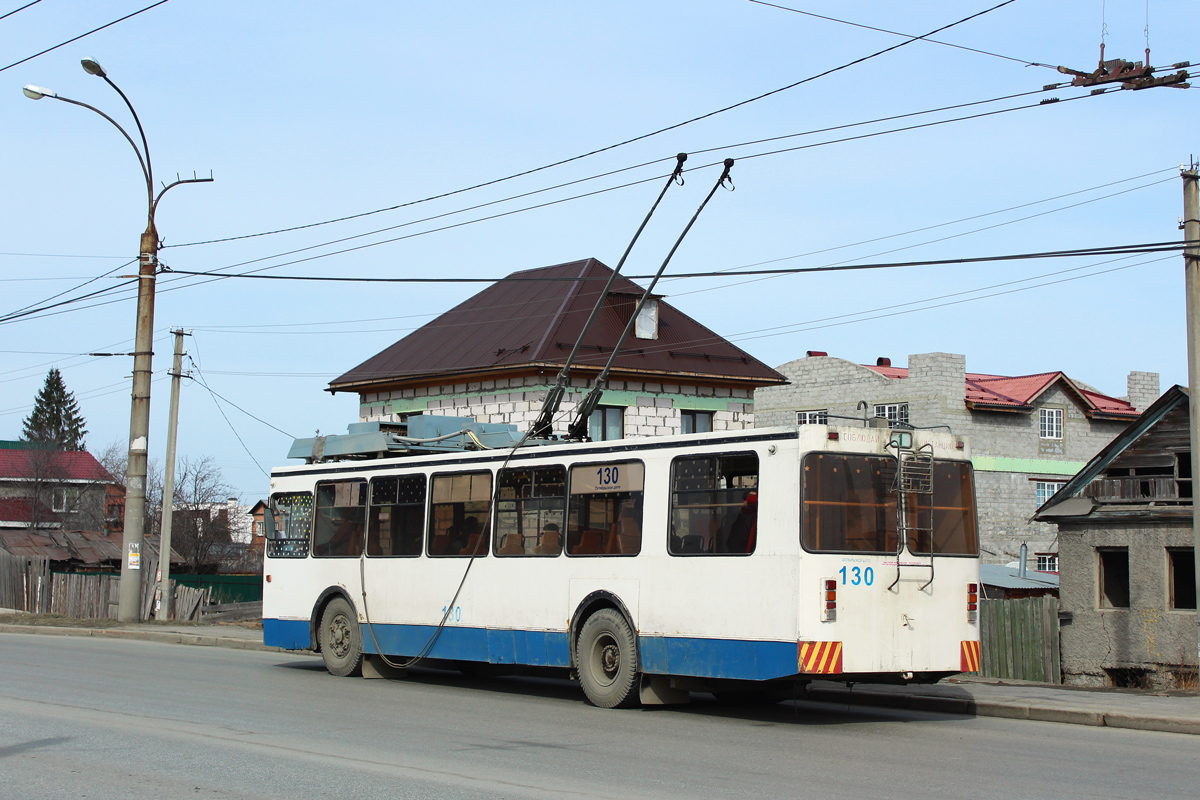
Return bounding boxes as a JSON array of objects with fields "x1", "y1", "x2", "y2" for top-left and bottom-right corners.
[{"x1": 262, "y1": 418, "x2": 981, "y2": 707}]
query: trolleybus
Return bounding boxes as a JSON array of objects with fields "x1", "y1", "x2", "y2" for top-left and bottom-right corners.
[{"x1": 262, "y1": 416, "x2": 981, "y2": 707}]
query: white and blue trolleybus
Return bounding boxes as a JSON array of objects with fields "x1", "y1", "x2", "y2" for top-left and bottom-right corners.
[{"x1": 262, "y1": 415, "x2": 982, "y2": 707}]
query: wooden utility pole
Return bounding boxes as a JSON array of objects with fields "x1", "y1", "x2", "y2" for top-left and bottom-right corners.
[{"x1": 1182, "y1": 162, "x2": 1200, "y2": 668}]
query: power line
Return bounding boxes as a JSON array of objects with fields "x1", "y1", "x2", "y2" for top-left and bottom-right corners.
[
  {"x1": 0, "y1": 259, "x2": 136, "y2": 324},
  {"x1": 0, "y1": 275, "x2": 138, "y2": 325},
  {"x1": 746, "y1": 0, "x2": 1051, "y2": 69},
  {"x1": 0, "y1": 1, "x2": 44, "y2": 23},
  {"x1": 165, "y1": 0, "x2": 1020, "y2": 249},
  {"x1": 159, "y1": 240, "x2": 1196, "y2": 285},
  {"x1": 186, "y1": 352, "x2": 270, "y2": 477},
  {"x1": 0, "y1": 1, "x2": 172, "y2": 73}
]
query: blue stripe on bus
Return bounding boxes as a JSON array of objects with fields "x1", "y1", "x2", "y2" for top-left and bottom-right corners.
[
  {"x1": 266, "y1": 618, "x2": 797, "y2": 680},
  {"x1": 639, "y1": 636, "x2": 798, "y2": 680},
  {"x1": 264, "y1": 618, "x2": 311, "y2": 650}
]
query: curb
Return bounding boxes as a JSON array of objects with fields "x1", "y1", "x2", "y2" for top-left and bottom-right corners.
[
  {"x1": 0, "y1": 623, "x2": 286, "y2": 654},
  {"x1": 804, "y1": 686, "x2": 1200, "y2": 736}
]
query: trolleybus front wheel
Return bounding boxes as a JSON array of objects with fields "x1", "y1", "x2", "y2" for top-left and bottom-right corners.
[
  {"x1": 576, "y1": 608, "x2": 639, "y2": 708},
  {"x1": 319, "y1": 597, "x2": 363, "y2": 677}
]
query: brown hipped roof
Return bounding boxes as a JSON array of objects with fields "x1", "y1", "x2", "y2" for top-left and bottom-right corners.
[{"x1": 330, "y1": 258, "x2": 786, "y2": 393}]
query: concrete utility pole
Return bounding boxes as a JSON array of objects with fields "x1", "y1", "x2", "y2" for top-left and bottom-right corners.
[
  {"x1": 1184, "y1": 162, "x2": 1200, "y2": 669},
  {"x1": 156, "y1": 329, "x2": 189, "y2": 620},
  {"x1": 23, "y1": 59, "x2": 211, "y2": 621}
]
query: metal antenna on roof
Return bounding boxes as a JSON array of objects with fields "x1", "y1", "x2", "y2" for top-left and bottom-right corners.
[
  {"x1": 528, "y1": 153, "x2": 687, "y2": 439},
  {"x1": 566, "y1": 158, "x2": 736, "y2": 441}
]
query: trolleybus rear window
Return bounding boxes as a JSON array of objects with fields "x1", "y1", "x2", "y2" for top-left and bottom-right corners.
[
  {"x1": 266, "y1": 492, "x2": 313, "y2": 558},
  {"x1": 428, "y1": 471, "x2": 492, "y2": 557},
  {"x1": 801, "y1": 454, "x2": 978, "y2": 555},
  {"x1": 567, "y1": 461, "x2": 644, "y2": 556},
  {"x1": 313, "y1": 480, "x2": 367, "y2": 558},
  {"x1": 368, "y1": 474, "x2": 426, "y2": 557},
  {"x1": 669, "y1": 453, "x2": 759, "y2": 555},
  {"x1": 496, "y1": 465, "x2": 566, "y2": 556}
]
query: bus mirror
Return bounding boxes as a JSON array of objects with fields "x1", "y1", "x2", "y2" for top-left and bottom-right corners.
[
  {"x1": 264, "y1": 505, "x2": 279, "y2": 541},
  {"x1": 889, "y1": 431, "x2": 913, "y2": 449}
]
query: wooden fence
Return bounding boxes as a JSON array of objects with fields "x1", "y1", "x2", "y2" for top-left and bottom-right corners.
[
  {"x1": 979, "y1": 596, "x2": 1061, "y2": 683},
  {"x1": 0, "y1": 550, "x2": 210, "y2": 621}
]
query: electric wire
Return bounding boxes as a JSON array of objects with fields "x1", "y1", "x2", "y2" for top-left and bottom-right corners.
[
  {"x1": 0, "y1": 2, "x2": 45, "y2": 23},
  {"x1": 166, "y1": 0, "x2": 1020, "y2": 249},
  {"x1": 0, "y1": 0, "x2": 172, "y2": 73},
  {"x1": 186, "y1": 351, "x2": 269, "y2": 477},
  {"x1": 0, "y1": 258, "x2": 136, "y2": 323},
  {"x1": 747, "y1": 0, "x2": 1052, "y2": 68}
]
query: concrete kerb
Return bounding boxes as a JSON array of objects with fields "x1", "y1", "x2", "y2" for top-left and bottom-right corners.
[
  {"x1": 804, "y1": 683, "x2": 1200, "y2": 735},
  {"x1": 0, "y1": 623, "x2": 286, "y2": 653}
]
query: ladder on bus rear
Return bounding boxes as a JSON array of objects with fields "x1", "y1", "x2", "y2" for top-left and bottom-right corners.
[{"x1": 888, "y1": 438, "x2": 936, "y2": 591}]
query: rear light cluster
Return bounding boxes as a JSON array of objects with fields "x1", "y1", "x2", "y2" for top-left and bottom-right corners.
[
  {"x1": 822, "y1": 578, "x2": 837, "y2": 622},
  {"x1": 967, "y1": 582, "x2": 979, "y2": 623}
]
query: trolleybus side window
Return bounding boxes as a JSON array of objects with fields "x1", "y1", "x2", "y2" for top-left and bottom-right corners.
[
  {"x1": 368, "y1": 474, "x2": 426, "y2": 557},
  {"x1": 313, "y1": 480, "x2": 367, "y2": 558},
  {"x1": 266, "y1": 492, "x2": 313, "y2": 558},
  {"x1": 801, "y1": 454, "x2": 898, "y2": 554},
  {"x1": 668, "y1": 453, "x2": 758, "y2": 555},
  {"x1": 907, "y1": 462, "x2": 979, "y2": 556},
  {"x1": 566, "y1": 461, "x2": 644, "y2": 556},
  {"x1": 495, "y1": 465, "x2": 566, "y2": 556},
  {"x1": 428, "y1": 471, "x2": 492, "y2": 557}
]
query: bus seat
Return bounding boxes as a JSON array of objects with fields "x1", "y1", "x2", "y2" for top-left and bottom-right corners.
[
  {"x1": 578, "y1": 530, "x2": 604, "y2": 554},
  {"x1": 499, "y1": 533, "x2": 524, "y2": 555},
  {"x1": 679, "y1": 534, "x2": 704, "y2": 554},
  {"x1": 536, "y1": 531, "x2": 561, "y2": 554},
  {"x1": 463, "y1": 533, "x2": 483, "y2": 555},
  {"x1": 429, "y1": 533, "x2": 448, "y2": 555}
]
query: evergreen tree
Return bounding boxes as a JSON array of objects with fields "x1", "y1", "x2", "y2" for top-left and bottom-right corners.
[{"x1": 22, "y1": 368, "x2": 88, "y2": 451}]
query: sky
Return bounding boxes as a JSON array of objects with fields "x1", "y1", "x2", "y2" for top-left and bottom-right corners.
[{"x1": 1, "y1": 0, "x2": 1197, "y2": 502}]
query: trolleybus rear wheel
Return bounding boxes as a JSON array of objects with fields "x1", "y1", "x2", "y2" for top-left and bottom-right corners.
[
  {"x1": 319, "y1": 597, "x2": 363, "y2": 677},
  {"x1": 576, "y1": 608, "x2": 639, "y2": 708}
]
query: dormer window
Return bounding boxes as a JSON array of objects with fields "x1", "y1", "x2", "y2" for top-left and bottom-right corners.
[{"x1": 635, "y1": 300, "x2": 658, "y2": 340}]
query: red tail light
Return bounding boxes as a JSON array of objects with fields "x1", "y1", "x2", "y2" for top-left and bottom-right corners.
[
  {"x1": 822, "y1": 578, "x2": 837, "y2": 622},
  {"x1": 967, "y1": 582, "x2": 979, "y2": 622}
]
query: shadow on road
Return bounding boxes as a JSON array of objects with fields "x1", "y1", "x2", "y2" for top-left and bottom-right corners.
[{"x1": 0, "y1": 736, "x2": 73, "y2": 759}]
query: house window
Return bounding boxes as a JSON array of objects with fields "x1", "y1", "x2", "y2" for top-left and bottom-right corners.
[
  {"x1": 1036, "y1": 481, "x2": 1066, "y2": 507},
  {"x1": 1036, "y1": 553, "x2": 1059, "y2": 572},
  {"x1": 797, "y1": 410, "x2": 828, "y2": 425},
  {"x1": 1098, "y1": 548, "x2": 1130, "y2": 608},
  {"x1": 1177, "y1": 452, "x2": 1192, "y2": 499},
  {"x1": 634, "y1": 300, "x2": 658, "y2": 340},
  {"x1": 589, "y1": 406, "x2": 624, "y2": 441},
  {"x1": 873, "y1": 403, "x2": 909, "y2": 428},
  {"x1": 1168, "y1": 548, "x2": 1197, "y2": 610},
  {"x1": 50, "y1": 488, "x2": 66, "y2": 513},
  {"x1": 1039, "y1": 408, "x2": 1064, "y2": 439},
  {"x1": 681, "y1": 410, "x2": 713, "y2": 435}
]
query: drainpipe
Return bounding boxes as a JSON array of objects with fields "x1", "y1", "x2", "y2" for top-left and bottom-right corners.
[{"x1": 1019, "y1": 541, "x2": 1028, "y2": 578}]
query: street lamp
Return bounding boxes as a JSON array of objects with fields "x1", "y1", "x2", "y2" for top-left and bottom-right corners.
[{"x1": 23, "y1": 58, "x2": 212, "y2": 622}]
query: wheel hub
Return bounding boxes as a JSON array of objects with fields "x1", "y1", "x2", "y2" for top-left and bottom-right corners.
[{"x1": 329, "y1": 614, "x2": 351, "y2": 658}]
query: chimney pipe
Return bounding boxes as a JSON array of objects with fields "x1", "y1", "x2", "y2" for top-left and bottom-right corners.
[{"x1": 1019, "y1": 542, "x2": 1028, "y2": 578}]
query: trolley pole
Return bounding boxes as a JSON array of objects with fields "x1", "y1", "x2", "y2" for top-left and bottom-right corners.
[
  {"x1": 1183, "y1": 162, "x2": 1200, "y2": 669},
  {"x1": 156, "y1": 329, "x2": 189, "y2": 620}
]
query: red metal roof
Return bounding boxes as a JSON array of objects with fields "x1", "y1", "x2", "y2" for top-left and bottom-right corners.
[
  {"x1": 330, "y1": 258, "x2": 786, "y2": 392},
  {"x1": 862, "y1": 365, "x2": 1137, "y2": 417},
  {"x1": 0, "y1": 447, "x2": 116, "y2": 483},
  {"x1": 0, "y1": 497, "x2": 56, "y2": 527},
  {"x1": 0, "y1": 527, "x2": 180, "y2": 565}
]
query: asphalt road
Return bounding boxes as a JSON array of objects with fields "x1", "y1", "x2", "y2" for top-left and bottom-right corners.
[{"x1": 0, "y1": 633, "x2": 1195, "y2": 800}]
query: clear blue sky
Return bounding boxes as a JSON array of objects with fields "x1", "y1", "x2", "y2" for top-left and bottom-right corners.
[{"x1": 2, "y1": 1, "x2": 1197, "y2": 501}]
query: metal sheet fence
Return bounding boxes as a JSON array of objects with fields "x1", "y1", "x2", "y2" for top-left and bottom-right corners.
[{"x1": 979, "y1": 596, "x2": 1061, "y2": 684}]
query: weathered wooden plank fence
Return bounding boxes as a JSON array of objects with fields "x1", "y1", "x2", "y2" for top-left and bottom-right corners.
[{"x1": 979, "y1": 596, "x2": 1061, "y2": 683}]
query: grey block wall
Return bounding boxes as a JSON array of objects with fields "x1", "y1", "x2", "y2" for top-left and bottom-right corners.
[{"x1": 1056, "y1": 519, "x2": 1198, "y2": 689}]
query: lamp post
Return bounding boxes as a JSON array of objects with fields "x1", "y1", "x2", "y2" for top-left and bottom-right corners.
[{"x1": 24, "y1": 59, "x2": 211, "y2": 622}]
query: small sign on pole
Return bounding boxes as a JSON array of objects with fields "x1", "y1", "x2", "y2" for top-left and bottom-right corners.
[{"x1": 127, "y1": 543, "x2": 141, "y2": 570}]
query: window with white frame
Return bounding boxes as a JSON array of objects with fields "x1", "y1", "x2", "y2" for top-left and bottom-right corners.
[
  {"x1": 797, "y1": 410, "x2": 828, "y2": 425},
  {"x1": 50, "y1": 487, "x2": 67, "y2": 513},
  {"x1": 1036, "y1": 481, "x2": 1066, "y2": 507},
  {"x1": 873, "y1": 403, "x2": 909, "y2": 428},
  {"x1": 1036, "y1": 553, "x2": 1059, "y2": 572},
  {"x1": 1039, "y1": 407, "x2": 1064, "y2": 439}
]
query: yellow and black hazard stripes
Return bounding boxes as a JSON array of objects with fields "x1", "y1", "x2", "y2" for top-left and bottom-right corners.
[
  {"x1": 798, "y1": 641, "x2": 843, "y2": 674},
  {"x1": 960, "y1": 640, "x2": 981, "y2": 673}
]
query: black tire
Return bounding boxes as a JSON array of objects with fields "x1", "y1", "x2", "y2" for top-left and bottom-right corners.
[
  {"x1": 576, "y1": 608, "x2": 639, "y2": 708},
  {"x1": 318, "y1": 596, "x2": 363, "y2": 677}
]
